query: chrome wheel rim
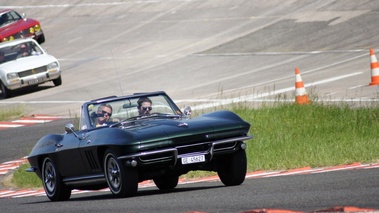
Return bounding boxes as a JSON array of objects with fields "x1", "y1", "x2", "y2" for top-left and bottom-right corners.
[
  {"x1": 106, "y1": 156, "x2": 121, "y2": 191},
  {"x1": 43, "y1": 161, "x2": 56, "y2": 193}
]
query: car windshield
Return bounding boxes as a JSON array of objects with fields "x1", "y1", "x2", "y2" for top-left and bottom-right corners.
[
  {"x1": 85, "y1": 94, "x2": 181, "y2": 128},
  {"x1": 0, "y1": 11, "x2": 22, "y2": 27},
  {"x1": 0, "y1": 41, "x2": 43, "y2": 64}
]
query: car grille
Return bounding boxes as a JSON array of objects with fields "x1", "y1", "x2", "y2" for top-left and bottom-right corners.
[
  {"x1": 213, "y1": 141, "x2": 238, "y2": 152},
  {"x1": 176, "y1": 142, "x2": 211, "y2": 155},
  {"x1": 18, "y1": 65, "x2": 47, "y2": 77},
  {"x1": 139, "y1": 152, "x2": 175, "y2": 163}
]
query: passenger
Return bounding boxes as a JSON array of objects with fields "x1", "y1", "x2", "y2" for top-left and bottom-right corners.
[
  {"x1": 95, "y1": 103, "x2": 113, "y2": 126},
  {"x1": 137, "y1": 97, "x2": 152, "y2": 116}
]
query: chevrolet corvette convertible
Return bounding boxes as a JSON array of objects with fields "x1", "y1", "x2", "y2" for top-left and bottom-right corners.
[{"x1": 27, "y1": 91, "x2": 252, "y2": 201}]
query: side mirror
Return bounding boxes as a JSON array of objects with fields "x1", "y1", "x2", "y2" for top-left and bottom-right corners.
[
  {"x1": 65, "y1": 123, "x2": 86, "y2": 140},
  {"x1": 65, "y1": 123, "x2": 75, "y2": 133},
  {"x1": 183, "y1": 106, "x2": 192, "y2": 117}
]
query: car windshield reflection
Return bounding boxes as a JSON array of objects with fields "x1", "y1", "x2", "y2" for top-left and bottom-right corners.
[{"x1": 87, "y1": 94, "x2": 180, "y2": 128}]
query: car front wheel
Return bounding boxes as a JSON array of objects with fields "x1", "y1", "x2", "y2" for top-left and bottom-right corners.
[
  {"x1": 42, "y1": 157, "x2": 71, "y2": 201},
  {"x1": 53, "y1": 76, "x2": 62, "y2": 86},
  {"x1": 217, "y1": 148, "x2": 247, "y2": 186},
  {"x1": 0, "y1": 81, "x2": 11, "y2": 99},
  {"x1": 153, "y1": 175, "x2": 179, "y2": 190},
  {"x1": 104, "y1": 150, "x2": 138, "y2": 198}
]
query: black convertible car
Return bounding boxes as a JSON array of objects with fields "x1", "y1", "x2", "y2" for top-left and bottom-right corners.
[{"x1": 27, "y1": 91, "x2": 252, "y2": 201}]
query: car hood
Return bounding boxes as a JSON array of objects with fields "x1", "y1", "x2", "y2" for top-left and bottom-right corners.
[
  {"x1": 0, "y1": 18, "x2": 39, "y2": 37},
  {"x1": 121, "y1": 112, "x2": 250, "y2": 149},
  {"x1": 0, "y1": 54, "x2": 58, "y2": 74}
]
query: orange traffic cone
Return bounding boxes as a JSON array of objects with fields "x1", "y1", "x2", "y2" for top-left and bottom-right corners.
[
  {"x1": 295, "y1": 68, "x2": 310, "y2": 104},
  {"x1": 369, "y1": 48, "x2": 379, "y2": 86}
]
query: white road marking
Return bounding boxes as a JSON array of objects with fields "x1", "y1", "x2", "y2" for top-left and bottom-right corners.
[
  {"x1": 11, "y1": 120, "x2": 52, "y2": 123},
  {"x1": 0, "y1": 124, "x2": 24, "y2": 128}
]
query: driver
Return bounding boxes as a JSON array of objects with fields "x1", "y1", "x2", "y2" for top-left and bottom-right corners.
[
  {"x1": 95, "y1": 103, "x2": 113, "y2": 126},
  {"x1": 18, "y1": 43, "x2": 30, "y2": 58},
  {"x1": 137, "y1": 97, "x2": 152, "y2": 116}
]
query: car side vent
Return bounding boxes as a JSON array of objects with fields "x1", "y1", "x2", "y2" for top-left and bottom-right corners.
[{"x1": 84, "y1": 150, "x2": 101, "y2": 171}]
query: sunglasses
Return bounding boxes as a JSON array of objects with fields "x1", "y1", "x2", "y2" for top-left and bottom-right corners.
[
  {"x1": 141, "y1": 106, "x2": 152, "y2": 111},
  {"x1": 99, "y1": 110, "x2": 112, "y2": 117}
]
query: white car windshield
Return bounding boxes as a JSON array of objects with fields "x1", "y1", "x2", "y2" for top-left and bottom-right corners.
[{"x1": 0, "y1": 41, "x2": 43, "y2": 64}]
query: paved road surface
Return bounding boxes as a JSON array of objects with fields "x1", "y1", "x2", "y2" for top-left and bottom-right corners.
[
  {"x1": 0, "y1": 0, "x2": 378, "y2": 116},
  {"x1": 0, "y1": 1, "x2": 378, "y2": 212}
]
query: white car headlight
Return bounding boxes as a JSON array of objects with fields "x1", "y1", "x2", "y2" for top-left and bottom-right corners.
[
  {"x1": 7, "y1": 73, "x2": 19, "y2": 80},
  {"x1": 47, "y1": 62, "x2": 59, "y2": 69}
]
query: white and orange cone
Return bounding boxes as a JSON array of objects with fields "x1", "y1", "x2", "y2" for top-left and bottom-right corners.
[
  {"x1": 295, "y1": 67, "x2": 310, "y2": 104},
  {"x1": 369, "y1": 48, "x2": 379, "y2": 86}
]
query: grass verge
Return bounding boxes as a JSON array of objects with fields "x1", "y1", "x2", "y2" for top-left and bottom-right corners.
[
  {"x1": 9, "y1": 101, "x2": 379, "y2": 189},
  {"x1": 0, "y1": 105, "x2": 26, "y2": 121}
]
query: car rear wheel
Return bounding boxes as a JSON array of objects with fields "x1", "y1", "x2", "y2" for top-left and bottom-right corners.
[
  {"x1": 153, "y1": 175, "x2": 179, "y2": 190},
  {"x1": 53, "y1": 76, "x2": 62, "y2": 86},
  {"x1": 104, "y1": 150, "x2": 138, "y2": 198},
  {"x1": 217, "y1": 148, "x2": 247, "y2": 186},
  {"x1": 0, "y1": 81, "x2": 11, "y2": 99},
  {"x1": 42, "y1": 157, "x2": 71, "y2": 201}
]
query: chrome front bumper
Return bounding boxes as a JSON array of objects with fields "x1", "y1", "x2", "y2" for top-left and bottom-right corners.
[{"x1": 118, "y1": 135, "x2": 253, "y2": 167}]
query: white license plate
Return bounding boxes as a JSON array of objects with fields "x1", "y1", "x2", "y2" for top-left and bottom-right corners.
[
  {"x1": 28, "y1": 78, "x2": 43, "y2": 85},
  {"x1": 181, "y1": 155, "x2": 205, "y2": 165}
]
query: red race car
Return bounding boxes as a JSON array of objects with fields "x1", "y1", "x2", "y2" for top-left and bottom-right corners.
[{"x1": 0, "y1": 9, "x2": 45, "y2": 44}]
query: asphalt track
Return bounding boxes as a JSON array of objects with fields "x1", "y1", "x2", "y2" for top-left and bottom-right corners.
[{"x1": 1, "y1": 0, "x2": 379, "y2": 212}]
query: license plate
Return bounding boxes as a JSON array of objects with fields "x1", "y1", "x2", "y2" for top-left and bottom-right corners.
[
  {"x1": 181, "y1": 155, "x2": 205, "y2": 165},
  {"x1": 28, "y1": 78, "x2": 43, "y2": 85}
]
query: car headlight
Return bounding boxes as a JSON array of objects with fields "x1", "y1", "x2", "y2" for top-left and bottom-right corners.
[
  {"x1": 2, "y1": 36, "x2": 15, "y2": 42},
  {"x1": 30, "y1": 25, "x2": 41, "y2": 34},
  {"x1": 47, "y1": 62, "x2": 59, "y2": 69},
  {"x1": 7, "y1": 73, "x2": 19, "y2": 80}
]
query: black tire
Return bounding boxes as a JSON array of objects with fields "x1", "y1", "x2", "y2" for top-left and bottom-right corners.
[
  {"x1": 0, "y1": 81, "x2": 11, "y2": 99},
  {"x1": 153, "y1": 175, "x2": 179, "y2": 190},
  {"x1": 217, "y1": 148, "x2": 247, "y2": 186},
  {"x1": 53, "y1": 76, "x2": 62, "y2": 86},
  {"x1": 104, "y1": 150, "x2": 138, "y2": 198},
  {"x1": 42, "y1": 157, "x2": 71, "y2": 201},
  {"x1": 37, "y1": 34, "x2": 45, "y2": 44}
]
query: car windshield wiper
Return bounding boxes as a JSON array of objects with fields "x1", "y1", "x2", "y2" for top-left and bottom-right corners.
[
  {"x1": 121, "y1": 113, "x2": 182, "y2": 122},
  {"x1": 109, "y1": 113, "x2": 185, "y2": 127},
  {"x1": 149, "y1": 113, "x2": 182, "y2": 119}
]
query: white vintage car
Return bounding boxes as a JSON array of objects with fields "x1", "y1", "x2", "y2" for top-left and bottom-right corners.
[{"x1": 0, "y1": 38, "x2": 61, "y2": 98}]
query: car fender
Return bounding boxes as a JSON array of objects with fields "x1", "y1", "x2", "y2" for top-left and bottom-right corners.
[{"x1": 28, "y1": 133, "x2": 65, "y2": 158}]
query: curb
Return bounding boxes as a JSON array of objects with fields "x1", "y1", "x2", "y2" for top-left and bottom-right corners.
[
  {"x1": 239, "y1": 206, "x2": 378, "y2": 213},
  {"x1": 0, "y1": 114, "x2": 67, "y2": 130}
]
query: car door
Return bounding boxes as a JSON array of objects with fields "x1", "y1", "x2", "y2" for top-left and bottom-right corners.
[
  {"x1": 77, "y1": 129, "x2": 105, "y2": 176},
  {"x1": 52, "y1": 131, "x2": 88, "y2": 177}
]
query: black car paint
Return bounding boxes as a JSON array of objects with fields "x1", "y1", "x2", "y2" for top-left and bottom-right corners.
[{"x1": 27, "y1": 91, "x2": 252, "y2": 200}]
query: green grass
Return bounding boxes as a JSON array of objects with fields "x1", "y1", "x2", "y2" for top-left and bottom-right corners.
[
  {"x1": 9, "y1": 101, "x2": 379, "y2": 188},
  {"x1": 0, "y1": 105, "x2": 26, "y2": 121},
  {"x1": 10, "y1": 164, "x2": 41, "y2": 189},
  {"x1": 241, "y1": 102, "x2": 379, "y2": 171}
]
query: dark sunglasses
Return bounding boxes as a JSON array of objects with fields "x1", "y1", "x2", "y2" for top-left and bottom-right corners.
[
  {"x1": 100, "y1": 110, "x2": 112, "y2": 117},
  {"x1": 141, "y1": 106, "x2": 152, "y2": 111}
]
